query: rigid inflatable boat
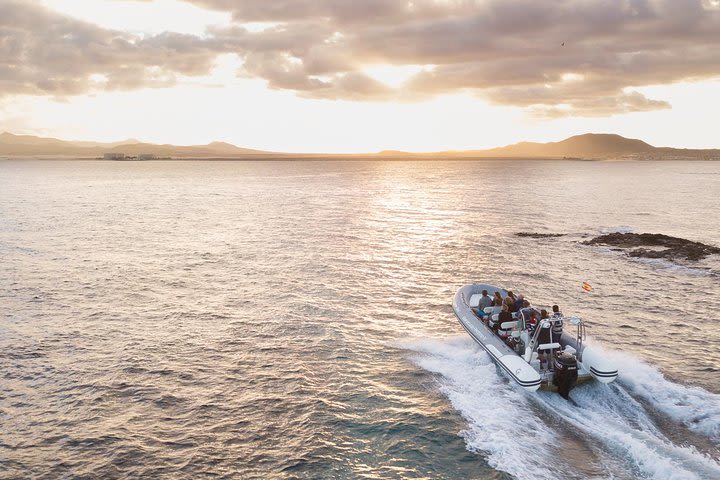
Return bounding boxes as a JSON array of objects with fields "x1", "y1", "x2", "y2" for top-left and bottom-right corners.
[{"x1": 452, "y1": 283, "x2": 618, "y2": 397}]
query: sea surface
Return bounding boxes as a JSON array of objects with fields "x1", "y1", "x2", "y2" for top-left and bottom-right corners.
[{"x1": 1, "y1": 159, "x2": 719, "y2": 479}]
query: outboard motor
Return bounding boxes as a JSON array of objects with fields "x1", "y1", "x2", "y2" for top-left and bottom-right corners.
[{"x1": 552, "y1": 351, "x2": 578, "y2": 400}]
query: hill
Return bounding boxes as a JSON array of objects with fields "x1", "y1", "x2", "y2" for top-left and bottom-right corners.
[
  {"x1": 420, "y1": 133, "x2": 719, "y2": 160},
  {"x1": 480, "y1": 133, "x2": 656, "y2": 157},
  {"x1": 0, "y1": 132, "x2": 271, "y2": 157},
  {"x1": 1, "y1": 132, "x2": 718, "y2": 160}
]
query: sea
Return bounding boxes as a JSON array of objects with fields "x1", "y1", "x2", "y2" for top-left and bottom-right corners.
[{"x1": 1, "y1": 158, "x2": 719, "y2": 479}]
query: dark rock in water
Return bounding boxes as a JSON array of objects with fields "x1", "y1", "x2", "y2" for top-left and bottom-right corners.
[
  {"x1": 583, "y1": 233, "x2": 720, "y2": 261},
  {"x1": 516, "y1": 232, "x2": 566, "y2": 238}
]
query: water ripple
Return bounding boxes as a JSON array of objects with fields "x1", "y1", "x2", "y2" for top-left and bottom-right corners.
[{"x1": 1, "y1": 159, "x2": 719, "y2": 478}]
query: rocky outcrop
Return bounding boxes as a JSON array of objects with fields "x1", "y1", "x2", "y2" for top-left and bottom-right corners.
[{"x1": 583, "y1": 233, "x2": 720, "y2": 261}]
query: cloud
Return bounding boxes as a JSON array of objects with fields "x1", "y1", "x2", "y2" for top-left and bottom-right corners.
[
  {"x1": 0, "y1": 0, "x2": 226, "y2": 97},
  {"x1": 3, "y1": 0, "x2": 720, "y2": 116},
  {"x1": 527, "y1": 91, "x2": 672, "y2": 118},
  {"x1": 200, "y1": 0, "x2": 720, "y2": 114}
]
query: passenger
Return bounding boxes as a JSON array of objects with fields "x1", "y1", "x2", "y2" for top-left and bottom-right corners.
[
  {"x1": 504, "y1": 296, "x2": 515, "y2": 313},
  {"x1": 551, "y1": 304, "x2": 563, "y2": 341},
  {"x1": 537, "y1": 309, "x2": 552, "y2": 371},
  {"x1": 495, "y1": 304, "x2": 513, "y2": 335},
  {"x1": 522, "y1": 299, "x2": 531, "y2": 309},
  {"x1": 513, "y1": 294, "x2": 525, "y2": 312},
  {"x1": 492, "y1": 291, "x2": 503, "y2": 306},
  {"x1": 475, "y1": 289, "x2": 493, "y2": 318},
  {"x1": 507, "y1": 290, "x2": 517, "y2": 302},
  {"x1": 526, "y1": 309, "x2": 538, "y2": 335}
]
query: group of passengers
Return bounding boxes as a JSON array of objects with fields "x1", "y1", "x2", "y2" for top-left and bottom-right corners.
[
  {"x1": 474, "y1": 289, "x2": 564, "y2": 371},
  {"x1": 476, "y1": 290, "x2": 529, "y2": 315}
]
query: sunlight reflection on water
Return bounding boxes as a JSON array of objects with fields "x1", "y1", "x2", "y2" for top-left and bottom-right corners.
[{"x1": 1, "y1": 159, "x2": 719, "y2": 478}]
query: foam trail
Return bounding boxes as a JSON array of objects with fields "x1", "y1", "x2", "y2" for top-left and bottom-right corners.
[
  {"x1": 609, "y1": 349, "x2": 720, "y2": 444},
  {"x1": 534, "y1": 384, "x2": 720, "y2": 480},
  {"x1": 402, "y1": 336, "x2": 580, "y2": 480},
  {"x1": 404, "y1": 337, "x2": 720, "y2": 480}
]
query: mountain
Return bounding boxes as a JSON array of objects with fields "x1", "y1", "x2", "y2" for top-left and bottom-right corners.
[
  {"x1": 0, "y1": 132, "x2": 77, "y2": 148},
  {"x1": 433, "y1": 133, "x2": 719, "y2": 159},
  {"x1": 0, "y1": 132, "x2": 271, "y2": 157},
  {"x1": 1, "y1": 131, "x2": 718, "y2": 159},
  {"x1": 480, "y1": 133, "x2": 656, "y2": 157},
  {"x1": 101, "y1": 141, "x2": 269, "y2": 157}
]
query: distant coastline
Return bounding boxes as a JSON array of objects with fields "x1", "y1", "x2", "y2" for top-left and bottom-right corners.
[
  {"x1": 3, "y1": 155, "x2": 718, "y2": 163},
  {"x1": 1, "y1": 132, "x2": 719, "y2": 161}
]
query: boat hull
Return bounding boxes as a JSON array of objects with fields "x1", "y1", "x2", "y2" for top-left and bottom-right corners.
[
  {"x1": 453, "y1": 284, "x2": 617, "y2": 392},
  {"x1": 453, "y1": 284, "x2": 542, "y2": 391}
]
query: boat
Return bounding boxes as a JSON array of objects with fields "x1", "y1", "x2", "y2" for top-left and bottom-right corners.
[{"x1": 452, "y1": 283, "x2": 618, "y2": 397}]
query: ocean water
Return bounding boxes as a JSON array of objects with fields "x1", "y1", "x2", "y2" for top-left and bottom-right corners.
[{"x1": 1, "y1": 158, "x2": 719, "y2": 479}]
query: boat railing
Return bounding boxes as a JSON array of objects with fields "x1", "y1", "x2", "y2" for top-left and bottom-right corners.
[
  {"x1": 567, "y1": 316, "x2": 586, "y2": 360},
  {"x1": 527, "y1": 317, "x2": 564, "y2": 351},
  {"x1": 525, "y1": 316, "x2": 587, "y2": 363}
]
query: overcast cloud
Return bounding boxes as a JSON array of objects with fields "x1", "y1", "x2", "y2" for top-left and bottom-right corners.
[{"x1": 2, "y1": 0, "x2": 720, "y2": 116}]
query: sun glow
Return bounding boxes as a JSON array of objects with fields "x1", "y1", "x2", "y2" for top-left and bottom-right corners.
[
  {"x1": 361, "y1": 64, "x2": 428, "y2": 88},
  {"x1": 561, "y1": 73, "x2": 585, "y2": 82},
  {"x1": 3, "y1": 1, "x2": 720, "y2": 152}
]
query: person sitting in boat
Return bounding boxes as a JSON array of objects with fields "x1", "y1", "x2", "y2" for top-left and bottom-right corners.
[
  {"x1": 507, "y1": 290, "x2": 517, "y2": 302},
  {"x1": 551, "y1": 304, "x2": 563, "y2": 341},
  {"x1": 492, "y1": 291, "x2": 503, "y2": 306},
  {"x1": 504, "y1": 296, "x2": 515, "y2": 313},
  {"x1": 537, "y1": 309, "x2": 553, "y2": 371},
  {"x1": 475, "y1": 289, "x2": 493, "y2": 317},
  {"x1": 494, "y1": 304, "x2": 513, "y2": 335},
  {"x1": 525, "y1": 309, "x2": 538, "y2": 335},
  {"x1": 513, "y1": 294, "x2": 525, "y2": 312}
]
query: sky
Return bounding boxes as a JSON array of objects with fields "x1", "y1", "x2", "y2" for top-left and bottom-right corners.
[{"x1": 1, "y1": 0, "x2": 719, "y2": 153}]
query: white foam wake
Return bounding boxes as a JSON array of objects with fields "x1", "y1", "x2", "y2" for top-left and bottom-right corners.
[
  {"x1": 611, "y1": 349, "x2": 720, "y2": 443},
  {"x1": 402, "y1": 336, "x2": 579, "y2": 480},
  {"x1": 403, "y1": 337, "x2": 720, "y2": 480},
  {"x1": 534, "y1": 384, "x2": 720, "y2": 480}
]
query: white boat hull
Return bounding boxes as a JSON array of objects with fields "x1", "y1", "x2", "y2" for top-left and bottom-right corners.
[
  {"x1": 453, "y1": 284, "x2": 618, "y2": 392},
  {"x1": 453, "y1": 284, "x2": 541, "y2": 391}
]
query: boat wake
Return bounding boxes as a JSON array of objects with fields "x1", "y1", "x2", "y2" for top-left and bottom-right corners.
[
  {"x1": 611, "y1": 349, "x2": 720, "y2": 443},
  {"x1": 402, "y1": 336, "x2": 567, "y2": 479},
  {"x1": 402, "y1": 337, "x2": 720, "y2": 480}
]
